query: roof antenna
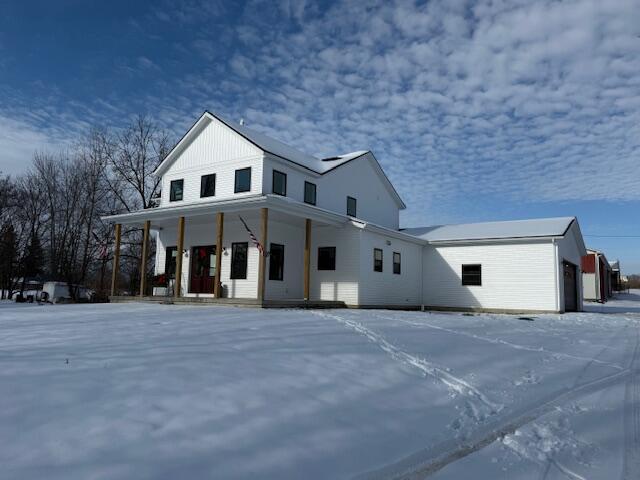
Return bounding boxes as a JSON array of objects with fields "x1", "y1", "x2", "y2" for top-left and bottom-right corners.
[{"x1": 239, "y1": 118, "x2": 245, "y2": 126}]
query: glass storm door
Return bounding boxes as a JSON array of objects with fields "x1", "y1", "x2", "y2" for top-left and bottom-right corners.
[{"x1": 189, "y1": 245, "x2": 217, "y2": 294}]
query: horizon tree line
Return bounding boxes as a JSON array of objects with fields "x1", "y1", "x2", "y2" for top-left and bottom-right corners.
[{"x1": 0, "y1": 116, "x2": 170, "y2": 300}]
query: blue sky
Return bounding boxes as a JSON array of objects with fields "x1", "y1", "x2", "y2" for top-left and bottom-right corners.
[{"x1": 1, "y1": 0, "x2": 639, "y2": 272}]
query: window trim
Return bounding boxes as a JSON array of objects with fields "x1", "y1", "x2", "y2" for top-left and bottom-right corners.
[
  {"x1": 304, "y1": 181, "x2": 317, "y2": 205},
  {"x1": 200, "y1": 173, "x2": 216, "y2": 198},
  {"x1": 230, "y1": 242, "x2": 249, "y2": 279},
  {"x1": 234, "y1": 167, "x2": 252, "y2": 193},
  {"x1": 393, "y1": 252, "x2": 401, "y2": 275},
  {"x1": 347, "y1": 196, "x2": 357, "y2": 217},
  {"x1": 317, "y1": 246, "x2": 336, "y2": 271},
  {"x1": 268, "y1": 243, "x2": 285, "y2": 281},
  {"x1": 169, "y1": 179, "x2": 184, "y2": 202},
  {"x1": 373, "y1": 248, "x2": 383, "y2": 272},
  {"x1": 272, "y1": 170, "x2": 287, "y2": 196},
  {"x1": 462, "y1": 264, "x2": 482, "y2": 286}
]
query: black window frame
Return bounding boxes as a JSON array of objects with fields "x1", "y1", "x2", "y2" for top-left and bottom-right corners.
[
  {"x1": 169, "y1": 179, "x2": 184, "y2": 202},
  {"x1": 165, "y1": 246, "x2": 178, "y2": 278},
  {"x1": 230, "y1": 242, "x2": 249, "y2": 279},
  {"x1": 304, "y1": 181, "x2": 317, "y2": 205},
  {"x1": 234, "y1": 167, "x2": 252, "y2": 193},
  {"x1": 393, "y1": 252, "x2": 401, "y2": 275},
  {"x1": 317, "y1": 247, "x2": 336, "y2": 271},
  {"x1": 268, "y1": 243, "x2": 285, "y2": 281},
  {"x1": 200, "y1": 173, "x2": 216, "y2": 198},
  {"x1": 347, "y1": 196, "x2": 357, "y2": 217},
  {"x1": 272, "y1": 170, "x2": 287, "y2": 196},
  {"x1": 373, "y1": 248, "x2": 383, "y2": 272},
  {"x1": 462, "y1": 264, "x2": 482, "y2": 286}
]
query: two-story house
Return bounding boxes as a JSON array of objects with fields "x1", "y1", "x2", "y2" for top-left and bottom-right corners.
[{"x1": 104, "y1": 111, "x2": 587, "y2": 313}]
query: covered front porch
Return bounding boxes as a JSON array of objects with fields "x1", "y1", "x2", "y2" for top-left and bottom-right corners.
[{"x1": 105, "y1": 195, "x2": 349, "y2": 307}]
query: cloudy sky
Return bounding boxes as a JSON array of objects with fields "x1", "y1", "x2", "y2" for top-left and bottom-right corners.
[{"x1": 1, "y1": 0, "x2": 639, "y2": 271}]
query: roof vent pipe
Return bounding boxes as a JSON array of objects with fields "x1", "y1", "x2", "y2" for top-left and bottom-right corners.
[{"x1": 239, "y1": 118, "x2": 245, "y2": 126}]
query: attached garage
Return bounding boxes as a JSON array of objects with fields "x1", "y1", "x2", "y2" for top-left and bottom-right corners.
[{"x1": 403, "y1": 217, "x2": 587, "y2": 314}]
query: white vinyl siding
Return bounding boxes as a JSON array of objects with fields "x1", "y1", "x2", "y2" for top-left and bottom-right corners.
[
  {"x1": 357, "y1": 229, "x2": 422, "y2": 306},
  {"x1": 310, "y1": 225, "x2": 361, "y2": 305},
  {"x1": 262, "y1": 154, "x2": 401, "y2": 229},
  {"x1": 161, "y1": 118, "x2": 264, "y2": 206},
  {"x1": 423, "y1": 241, "x2": 558, "y2": 312}
]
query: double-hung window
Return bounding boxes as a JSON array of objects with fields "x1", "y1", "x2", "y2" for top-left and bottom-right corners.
[
  {"x1": 269, "y1": 243, "x2": 284, "y2": 281},
  {"x1": 234, "y1": 167, "x2": 251, "y2": 193},
  {"x1": 230, "y1": 242, "x2": 248, "y2": 279},
  {"x1": 304, "y1": 181, "x2": 316, "y2": 205},
  {"x1": 170, "y1": 179, "x2": 183, "y2": 202},
  {"x1": 393, "y1": 252, "x2": 401, "y2": 274},
  {"x1": 373, "y1": 248, "x2": 383, "y2": 272},
  {"x1": 272, "y1": 170, "x2": 287, "y2": 196},
  {"x1": 200, "y1": 174, "x2": 216, "y2": 197},
  {"x1": 347, "y1": 196, "x2": 357, "y2": 217}
]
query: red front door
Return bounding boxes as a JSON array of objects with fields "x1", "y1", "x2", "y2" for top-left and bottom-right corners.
[{"x1": 189, "y1": 245, "x2": 216, "y2": 294}]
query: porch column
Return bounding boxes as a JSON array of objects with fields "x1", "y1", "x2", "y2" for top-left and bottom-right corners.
[
  {"x1": 139, "y1": 220, "x2": 150, "y2": 297},
  {"x1": 304, "y1": 219, "x2": 311, "y2": 300},
  {"x1": 214, "y1": 212, "x2": 224, "y2": 297},
  {"x1": 110, "y1": 223, "x2": 121, "y2": 297},
  {"x1": 257, "y1": 208, "x2": 268, "y2": 301},
  {"x1": 175, "y1": 216, "x2": 185, "y2": 298}
]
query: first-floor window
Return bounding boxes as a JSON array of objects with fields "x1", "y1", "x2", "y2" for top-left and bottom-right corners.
[
  {"x1": 373, "y1": 248, "x2": 383, "y2": 272},
  {"x1": 318, "y1": 247, "x2": 336, "y2": 271},
  {"x1": 269, "y1": 243, "x2": 284, "y2": 281},
  {"x1": 165, "y1": 246, "x2": 178, "y2": 278},
  {"x1": 393, "y1": 252, "x2": 401, "y2": 274},
  {"x1": 230, "y1": 242, "x2": 248, "y2": 279},
  {"x1": 170, "y1": 179, "x2": 184, "y2": 201},
  {"x1": 462, "y1": 264, "x2": 482, "y2": 286}
]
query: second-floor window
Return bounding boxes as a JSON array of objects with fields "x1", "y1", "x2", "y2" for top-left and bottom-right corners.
[
  {"x1": 200, "y1": 174, "x2": 216, "y2": 197},
  {"x1": 304, "y1": 181, "x2": 316, "y2": 205},
  {"x1": 347, "y1": 196, "x2": 357, "y2": 217},
  {"x1": 272, "y1": 170, "x2": 287, "y2": 196},
  {"x1": 170, "y1": 179, "x2": 184, "y2": 202},
  {"x1": 235, "y1": 167, "x2": 251, "y2": 193}
]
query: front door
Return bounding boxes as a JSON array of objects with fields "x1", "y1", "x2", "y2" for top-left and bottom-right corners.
[
  {"x1": 563, "y1": 261, "x2": 577, "y2": 312},
  {"x1": 190, "y1": 245, "x2": 217, "y2": 294}
]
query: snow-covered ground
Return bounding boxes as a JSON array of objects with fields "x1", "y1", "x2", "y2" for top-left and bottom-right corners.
[{"x1": 1, "y1": 293, "x2": 639, "y2": 479}]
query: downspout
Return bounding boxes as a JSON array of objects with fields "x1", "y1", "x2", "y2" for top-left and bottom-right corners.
[
  {"x1": 420, "y1": 244, "x2": 425, "y2": 311},
  {"x1": 552, "y1": 238, "x2": 560, "y2": 312},
  {"x1": 595, "y1": 254, "x2": 601, "y2": 302}
]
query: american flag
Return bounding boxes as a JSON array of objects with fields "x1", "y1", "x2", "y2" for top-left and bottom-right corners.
[{"x1": 238, "y1": 216, "x2": 265, "y2": 256}]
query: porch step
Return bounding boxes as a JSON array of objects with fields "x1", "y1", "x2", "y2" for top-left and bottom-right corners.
[{"x1": 108, "y1": 296, "x2": 346, "y2": 309}]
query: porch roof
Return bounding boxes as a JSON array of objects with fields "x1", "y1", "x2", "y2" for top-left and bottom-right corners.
[{"x1": 101, "y1": 194, "x2": 348, "y2": 227}]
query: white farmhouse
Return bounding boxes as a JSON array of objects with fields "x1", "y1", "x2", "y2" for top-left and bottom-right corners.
[{"x1": 104, "y1": 111, "x2": 586, "y2": 313}]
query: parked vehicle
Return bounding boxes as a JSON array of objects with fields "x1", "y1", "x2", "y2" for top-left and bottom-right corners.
[{"x1": 39, "y1": 282, "x2": 93, "y2": 304}]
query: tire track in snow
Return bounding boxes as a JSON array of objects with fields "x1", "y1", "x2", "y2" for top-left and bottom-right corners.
[
  {"x1": 311, "y1": 311, "x2": 503, "y2": 415},
  {"x1": 622, "y1": 325, "x2": 640, "y2": 480},
  {"x1": 375, "y1": 313, "x2": 625, "y2": 372},
  {"x1": 355, "y1": 366, "x2": 632, "y2": 480}
]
